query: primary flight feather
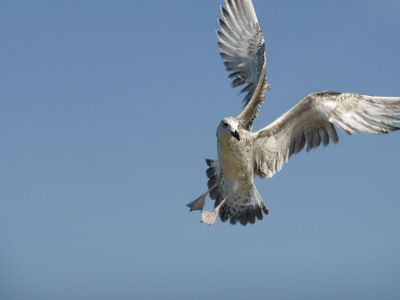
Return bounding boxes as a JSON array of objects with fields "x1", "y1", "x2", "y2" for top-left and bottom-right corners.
[{"x1": 186, "y1": 0, "x2": 400, "y2": 226}]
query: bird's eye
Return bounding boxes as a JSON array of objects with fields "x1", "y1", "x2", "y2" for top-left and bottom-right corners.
[{"x1": 223, "y1": 122, "x2": 228, "y2": 127}]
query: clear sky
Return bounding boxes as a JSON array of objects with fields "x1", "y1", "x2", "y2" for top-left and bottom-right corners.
[{"x1": 1, "y1": 0, "x2": 399, "y2": 299}]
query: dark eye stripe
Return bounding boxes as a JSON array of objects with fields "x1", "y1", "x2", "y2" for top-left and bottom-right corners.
[{"x1": 223, "y1": 122, "x2": 228, "y2": 127}]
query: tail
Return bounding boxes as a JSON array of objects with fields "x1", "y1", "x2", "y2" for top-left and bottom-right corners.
[
  {"x1": 220, "y1": 184, "x2": 269, "y2": 226},
  {"x1": 206, "y1": 159, "x2": 269, "y2": 226}
]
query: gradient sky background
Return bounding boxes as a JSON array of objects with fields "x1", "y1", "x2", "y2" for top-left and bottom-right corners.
[{"x1": 1, "y1": 0, "x2": 400, "y2": 299}]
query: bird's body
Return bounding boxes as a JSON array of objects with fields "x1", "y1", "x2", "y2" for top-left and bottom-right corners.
[
  {"x1": 186, "y1": 0, "x2": 400, "y2": 226},
  {"x1": 215, "y1": 122, "x2": 266, "y2": 225},
  {"x1": 217, "y1": 122, "x2": 253, "y2": 184}
]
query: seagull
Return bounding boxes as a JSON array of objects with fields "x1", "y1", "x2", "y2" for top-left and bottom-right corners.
[{"x1": 186, "y1": 0, "x2": 400, "y2": 226}]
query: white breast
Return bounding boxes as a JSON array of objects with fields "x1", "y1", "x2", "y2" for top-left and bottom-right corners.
[{"x1": 217, "y1": 134, "x2": 254, "y2": 184}]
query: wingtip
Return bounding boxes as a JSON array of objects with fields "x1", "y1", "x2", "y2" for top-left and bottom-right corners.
[
  {"x1": 262, "y1": 204, "x2": 269, "y2": 216},
  {"x1": 205, "y1": 158, "x2": 214, "y2": 166}
]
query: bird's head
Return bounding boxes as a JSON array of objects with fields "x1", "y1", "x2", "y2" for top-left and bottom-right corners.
[{"x1": 217, "y1": 117, "x2": 241, "y2": 141}]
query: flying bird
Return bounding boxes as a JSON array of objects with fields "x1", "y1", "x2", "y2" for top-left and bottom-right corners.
[{"x1": 186, "y1": 0, "x2": 400, "y2": 226}]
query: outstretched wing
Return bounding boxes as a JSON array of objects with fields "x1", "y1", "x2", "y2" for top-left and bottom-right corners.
[
  {"x1": 253, "y1": 92, "x2": 400, "y2": 177},
  {"x1": 217, "y1": 0, "x2": 269, "y2": 129}
]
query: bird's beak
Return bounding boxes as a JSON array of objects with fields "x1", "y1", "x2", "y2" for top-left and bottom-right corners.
[{"x1": 232, "y1": 130, "x2": 240, "y2": 141}]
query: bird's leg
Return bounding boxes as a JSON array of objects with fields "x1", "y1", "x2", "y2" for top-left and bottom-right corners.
[
  {"x1": 201, "y1": 197, "x2": 227, "y2": 225},
  {"x1": 201, "y1": 183, "x2": 237, "y2": 225},
  {"x1": 186, "y1": 192, "x2": 207, "y2": 212},
  {"x1": 186, "y1": 183, "x2": 219, "y2": 212}
]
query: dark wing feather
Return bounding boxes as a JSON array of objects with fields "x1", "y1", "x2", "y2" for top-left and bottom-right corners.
[{"x1": 217, "y1": 0, "x2": 268, "y2": 129}]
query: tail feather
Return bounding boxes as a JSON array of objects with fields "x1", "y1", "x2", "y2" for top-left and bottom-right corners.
[
  {"x1": 204, "y1": 159, "x2": 269, "y2": 226},
  {"x1": 219, "y1": 183, "x2": 269, "y2": 226}
]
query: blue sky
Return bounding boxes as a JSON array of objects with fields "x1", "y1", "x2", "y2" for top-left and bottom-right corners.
[{"x1": 1, "y1": 0, "x2": 399, "y2": 299}]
